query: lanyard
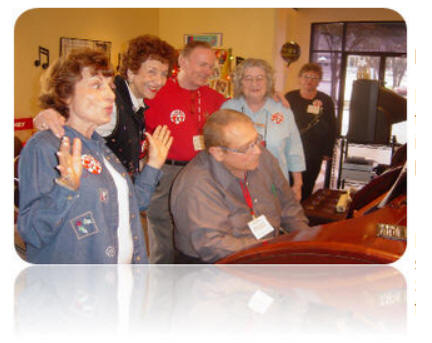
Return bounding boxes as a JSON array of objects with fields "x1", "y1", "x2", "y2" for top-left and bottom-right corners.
[
  {"x1": 241, "y1": 106, "x2": 268, "y2": 142},
  {"x1": 263, "y1": 110, "x2": 268, "y2": 142},
  {"x1": 238, "y1": 174, "x2": 256, "y2": 219}
]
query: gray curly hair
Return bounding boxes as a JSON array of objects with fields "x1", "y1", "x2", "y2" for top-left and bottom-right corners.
[{"x1": 231, "y1": 58, "x2": 275, "y2": 99}]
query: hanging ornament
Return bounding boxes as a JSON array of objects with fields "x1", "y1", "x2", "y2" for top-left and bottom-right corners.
[{"x1": 280, "y1": 41, "x2": 301, "y2": 67}]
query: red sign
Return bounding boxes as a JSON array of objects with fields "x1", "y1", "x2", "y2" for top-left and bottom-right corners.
[{"x1": 14, "y1": 118, "x2": 33, "y2": 131}]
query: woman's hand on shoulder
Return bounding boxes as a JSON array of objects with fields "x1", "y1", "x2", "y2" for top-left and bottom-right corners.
[
  {"x1": 34, "y1": 109, "x2": 66, "y2": 138},
  {"x1": 272, "y1": 91, "x2": 291, "y2": 108},
  {"x1": 145, "y1": 125, "x2": 173, "y2": 169}
]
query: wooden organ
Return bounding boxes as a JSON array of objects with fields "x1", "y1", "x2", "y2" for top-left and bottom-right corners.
[{"x1": 217, "y1": 161, "x2": 407, "y2": 264}]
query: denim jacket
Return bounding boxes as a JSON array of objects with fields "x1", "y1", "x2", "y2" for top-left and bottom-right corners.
[{"x1": 17, "y1": 126, "x2": 162, "y2": 264}]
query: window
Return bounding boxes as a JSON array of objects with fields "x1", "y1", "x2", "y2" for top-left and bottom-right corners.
[{"x1": 310, "y1": 21, "x2": 407, "y2": 144}]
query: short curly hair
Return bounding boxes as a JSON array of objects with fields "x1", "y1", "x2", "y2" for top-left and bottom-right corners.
[
  {"x1": 232, "y1": 58, "x2": 275, "y2": 99},
  {"x1": 298, "y1": 63, "x2": 323, "y2": 80},
  {"x1": 39, "y1": 48, "x2": 114, "y2": 119},
  {"x1": 119, "y1": 35, "x2": 177, "y2": 79}
]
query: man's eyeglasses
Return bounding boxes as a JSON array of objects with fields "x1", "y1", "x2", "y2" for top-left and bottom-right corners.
[{"x1": 220, "y1": 136, "x2": 263, "y2": 154}]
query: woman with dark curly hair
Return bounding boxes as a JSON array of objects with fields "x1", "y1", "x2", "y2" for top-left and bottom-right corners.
[
  {"x1": 18, "y1": 48, "x2": 173, "y2": 263},
  {"x1": 34, "y1": 35, "x2": 177, "y2": 177}
]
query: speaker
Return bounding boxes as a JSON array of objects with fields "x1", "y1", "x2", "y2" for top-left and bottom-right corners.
[{"x1": 347, "y1": 79, "x2": 391, "y2": 144}]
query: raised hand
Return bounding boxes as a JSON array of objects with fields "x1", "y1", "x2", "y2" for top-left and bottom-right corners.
[
  {"x1": 34, "y1": 109, "x2": 66, "y2": 138},
  {"x1": 145, "y1": 125, "x2": 173, "y2": 169},
  {"x1": 56, "y1": 137, "x2": 82, "y2": 191}
]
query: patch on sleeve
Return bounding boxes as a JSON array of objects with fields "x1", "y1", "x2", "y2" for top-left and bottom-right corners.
[{"x1": 70, "y1": 211, "x2": 100, "y2": 240}]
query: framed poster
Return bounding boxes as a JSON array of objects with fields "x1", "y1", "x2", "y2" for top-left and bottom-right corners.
[
  {"x1": 60, "y1": 37, "x2": 112, "y2": 61},
  {"x1": 184, "y1": 33, "x2": 223, "y2": 47}
]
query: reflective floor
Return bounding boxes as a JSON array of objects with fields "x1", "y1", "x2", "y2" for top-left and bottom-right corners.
[{"x1": 13, "y1": 265, "x2": 408, "y2": 341}]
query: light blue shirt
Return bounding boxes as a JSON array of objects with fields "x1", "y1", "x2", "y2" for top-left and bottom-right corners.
[{"x1": 221, "y1": 97, "x2": 305, "y2": 179}]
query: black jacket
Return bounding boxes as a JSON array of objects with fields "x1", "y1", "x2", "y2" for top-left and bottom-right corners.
[{"x1": 105, "y1": 76, "x2": 146, "y2": 176}]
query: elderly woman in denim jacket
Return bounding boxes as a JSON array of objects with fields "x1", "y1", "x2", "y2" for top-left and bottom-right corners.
[{"x1": 17, "y1": 48, "x2": 173, "y2": 264}]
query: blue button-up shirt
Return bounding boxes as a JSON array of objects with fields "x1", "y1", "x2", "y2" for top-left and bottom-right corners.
[{"x1": 17, "y1": 126, "x2": 161, "y2": 264}]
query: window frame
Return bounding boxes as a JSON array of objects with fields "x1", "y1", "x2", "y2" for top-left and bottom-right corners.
[{"x1": 309, "y1": 21, "x2": 407, "y2": 135}]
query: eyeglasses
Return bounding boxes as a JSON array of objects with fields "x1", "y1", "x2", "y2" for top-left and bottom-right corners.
[
  {"x1": 220, "y1": 135, "x2": 262, "y2": 154},
  {"x1": 301, "y1": 75, "x2": 320, "y2": 81},
  {"x1": 242, "y1": 75, "x2": 266, "y2": 84}
]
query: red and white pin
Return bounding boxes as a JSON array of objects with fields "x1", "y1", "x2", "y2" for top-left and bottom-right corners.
[
  {"x1": 271, "y1": 112, "x2": 284, "y2": 124},
  {"x1": 81, "y1": 154, "x2": 102, "y2": 175},
  {"x1": 170, "y1": 109, "x2": 186, "y2": 125}
]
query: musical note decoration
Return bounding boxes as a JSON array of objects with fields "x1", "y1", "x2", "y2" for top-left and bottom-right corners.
[{"x1": 34, "y1": 46, "x2": 50, "y2": 69}]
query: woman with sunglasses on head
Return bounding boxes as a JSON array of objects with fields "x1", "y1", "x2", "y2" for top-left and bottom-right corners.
[{"x1": 285, "y1": 63, "x2": 337, "y2": 202}]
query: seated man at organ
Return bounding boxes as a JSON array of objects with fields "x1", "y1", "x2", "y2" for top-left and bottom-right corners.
[{"x1": 170, "y1": 109, "x2": 310, "y2": 263}]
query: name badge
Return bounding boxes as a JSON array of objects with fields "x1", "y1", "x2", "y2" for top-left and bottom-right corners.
[
  {"x1": 193, "y1": 135, "x2": 205, "y2": 151},
  {"x1": 307, "y1": 104, "x2": 320, "y2": 115},
  {"x1": 248, "y1": 215, "x2": 275, "y2": 240}
]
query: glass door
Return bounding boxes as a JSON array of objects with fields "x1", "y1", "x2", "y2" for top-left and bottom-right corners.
[
  {"x1": 384, "y1": 56, "x2": 407, "y2": 144},
  {"x1": 340, "y1": 54, "x2": 380, "y2": 136}
]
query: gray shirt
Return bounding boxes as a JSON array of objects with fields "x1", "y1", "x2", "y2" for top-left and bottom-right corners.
[{"x1": 171, "y1": 148, "x2": 310, "y2": 263}]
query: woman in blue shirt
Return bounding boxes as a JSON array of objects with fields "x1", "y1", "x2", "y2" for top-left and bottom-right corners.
[
  {"x1": 222, "y1": 58, "x2": 305, "y2": 200},
  {"x1": 18, "y1": 48, "x2": 173, "y2": 264}
]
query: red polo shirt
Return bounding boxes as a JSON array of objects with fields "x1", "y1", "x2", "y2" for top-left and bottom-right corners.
[{"x1": 145, "y1": 77, "x2": 225, "y2": 161}]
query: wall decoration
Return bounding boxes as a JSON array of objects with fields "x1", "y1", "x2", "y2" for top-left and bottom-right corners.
[
  {"x1": 60, "y1": 37, "x2": 112, "y2": 60},
  {"x1": 280, "y1": 41, "x2": 301, "y2": 67},
  {"x1": 184, "y1": 33, "x2": 223, "y2": 47},
  {"x1": 235, "y1": 56, "x2": 245, "y2": 66},
  {"x1": 208, "y1": 48, "x2": 233, "y2": 98},
  {"x1": 34, "y1": 46, "x2": 49, "y2": 69}
]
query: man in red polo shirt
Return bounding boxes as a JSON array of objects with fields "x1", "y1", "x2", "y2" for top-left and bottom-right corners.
[{"x1": 145, "y1": 41, "x2": 225, "y2": 263}]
